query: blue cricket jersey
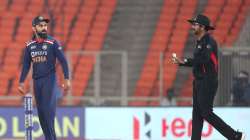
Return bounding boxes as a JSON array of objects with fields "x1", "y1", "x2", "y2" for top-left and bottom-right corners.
[{"x1": 19, "y1": 36, "x2": 69, "y2": 83}]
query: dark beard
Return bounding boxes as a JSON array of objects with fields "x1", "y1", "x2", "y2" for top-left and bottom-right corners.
[
  {"x1": 193, "y1": 29, "x2": 199, "y2": 35},
  {"x1": 37, "y1": 32, "x2": 48, "y2": 39}
]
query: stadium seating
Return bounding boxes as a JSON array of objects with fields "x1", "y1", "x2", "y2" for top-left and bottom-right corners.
[
  {"x1": 133, "y1": 0, "x2": 197, "y2": 106},
  {"x1": 131, "y1": 0, "x2": 180, "y2": 106},
  {"x1": 69, "y1": 0, "x2": 117, "y2": 105}
]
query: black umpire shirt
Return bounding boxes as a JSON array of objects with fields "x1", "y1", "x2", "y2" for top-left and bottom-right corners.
[{"x1": 180, "y1": 33, "x2": 218, "y2": 80}]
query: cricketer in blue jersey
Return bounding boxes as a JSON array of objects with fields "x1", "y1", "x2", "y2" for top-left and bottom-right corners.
[{"x1": 18, "y1": 16, "x2": 71, "y2": 140}]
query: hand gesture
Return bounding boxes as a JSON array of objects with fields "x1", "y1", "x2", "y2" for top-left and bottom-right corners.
[
  {"x1": 18, "y1": 83, "x2": 25, "y2": 95},
  {"x1": 171, "y1": 53, "x2": 184, "y2": 64},
  {"x1": 62, "y1": 79, "x2": 71, "y2": 91}
]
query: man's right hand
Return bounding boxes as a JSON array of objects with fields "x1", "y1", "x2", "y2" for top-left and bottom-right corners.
[
  {"x1": 171, "y1": 53, "x2": 184, "y2": 64},
  {"x1": 18, "y1": 83, "x2": 25, "y2": 95}
]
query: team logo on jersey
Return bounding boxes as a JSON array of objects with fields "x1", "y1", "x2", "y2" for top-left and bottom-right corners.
[
  {"x1": 31, "y1": 45, "x2": 36, "y2": 50},
  {"x1": 58, "y1": 46, "x2": 62, "y2": 50},
  {"x1": 206, "y1": 45, "x2": 211, "y2": 49},
  {"x1": 197, "y1": 45, "x2": 202, "y2": 49},
  {"x1": 42, "y1": 45, "x2": 47, "y2": 50}
]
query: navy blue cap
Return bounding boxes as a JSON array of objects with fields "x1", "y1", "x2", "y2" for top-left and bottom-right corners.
[{"x1": 32, "y1": 16, "x2": 50, "y2": 27}]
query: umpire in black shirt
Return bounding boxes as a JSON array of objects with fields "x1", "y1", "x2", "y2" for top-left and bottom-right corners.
[{"x1": 172, "y1": 14, "x2": 245, "y2": 140}]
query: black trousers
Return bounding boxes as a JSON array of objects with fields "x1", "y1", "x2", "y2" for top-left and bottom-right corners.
[{"x1": 191, "y1": 77, "x2": 236, "y2": 140}]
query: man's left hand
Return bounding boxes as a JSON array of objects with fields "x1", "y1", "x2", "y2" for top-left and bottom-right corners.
[{"x1": 62, "y1": 79, "x2": 71, "y2": 91}]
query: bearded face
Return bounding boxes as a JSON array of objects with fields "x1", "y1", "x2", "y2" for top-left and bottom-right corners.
[
  {"x1": 191, "y1": 22, "x2": 203, "y2": 36},
  {"x1": 33, "y1": 22, "x2": 48, "y2": 39}
]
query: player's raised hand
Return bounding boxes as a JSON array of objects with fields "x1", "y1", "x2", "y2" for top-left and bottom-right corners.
[
  {"x1": 18, "y1": 83, "x2": 25, "y2": 95},
  {"x1": 62, "y1": 79, "x2": 71, "y2": 91}
]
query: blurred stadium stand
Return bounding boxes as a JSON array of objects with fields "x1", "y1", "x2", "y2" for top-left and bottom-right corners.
[
  {"x1": 133, "y1": 0, "x2": 197, "y2": 106},
  {"x1": 0, "y1": 0, "x2": 249, "y2": 106}
]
